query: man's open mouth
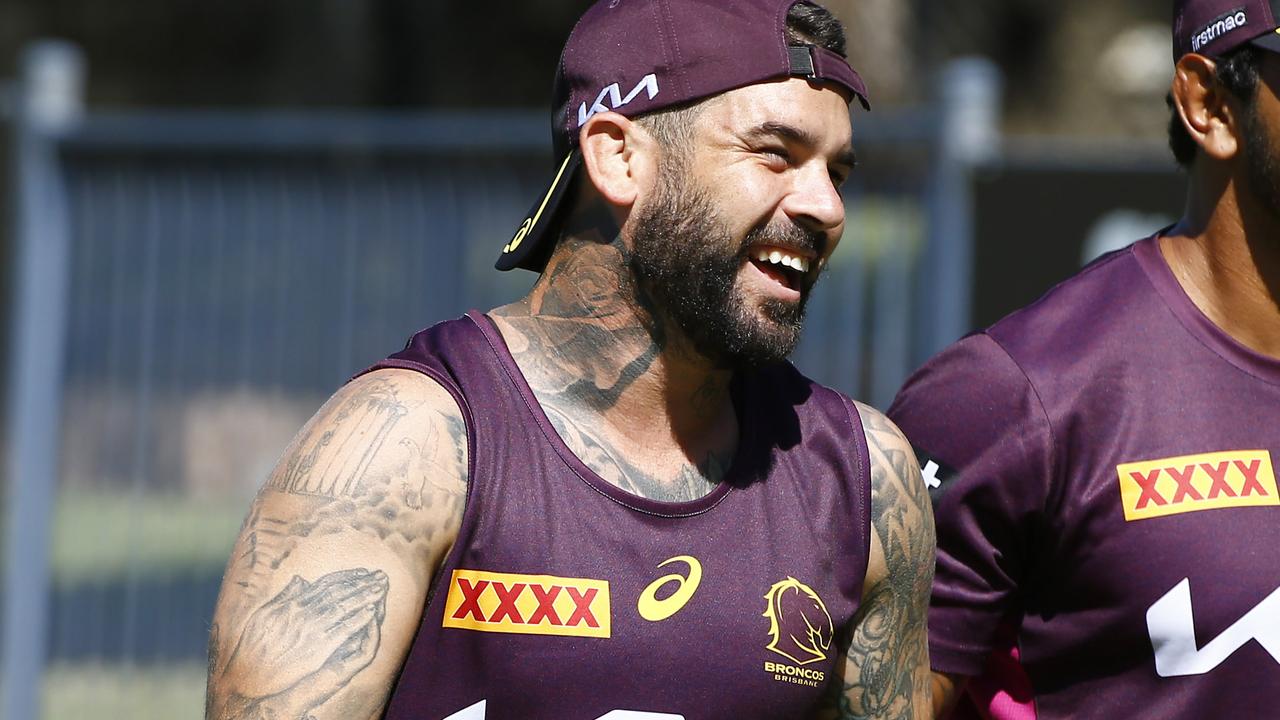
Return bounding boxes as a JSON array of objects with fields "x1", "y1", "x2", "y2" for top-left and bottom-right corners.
[{"x1": 748, "y1": 246, "x2": 813, "y2": 292}]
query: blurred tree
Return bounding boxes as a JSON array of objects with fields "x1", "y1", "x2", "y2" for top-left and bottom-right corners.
[
  {"x1": 0, "y1": 0, "x2": 1169, "y2": 133},
  {"x1": 0, "y1": 0, "x2": 588, "y2": 108},
  {"x1": 912, "y1": 0, "x2": 1173, "y2": 137}
]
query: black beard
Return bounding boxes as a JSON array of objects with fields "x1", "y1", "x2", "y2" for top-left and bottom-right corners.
[
  {"x1": 1244, "y1": 103, "x2": 1280, "y2": 220},
  {"x1": 628, "y1": 164, "x2": 827, "y2": 369}
]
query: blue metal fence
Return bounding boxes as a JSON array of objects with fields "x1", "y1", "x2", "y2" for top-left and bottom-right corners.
[{"x1": 1, "y1": 40, "x2": 998, "y2": 719}]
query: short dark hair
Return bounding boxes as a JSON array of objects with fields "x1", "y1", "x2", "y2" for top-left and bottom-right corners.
[
  {"x1": 636, "y1": 1, "x2": 848, "y2": 156},
  {"x1": 1168, "y1": 46, "x2": 1262, "y2": 168},
  {"x1": 783, "y1": 0, "x2": 847, "y2": 58}
]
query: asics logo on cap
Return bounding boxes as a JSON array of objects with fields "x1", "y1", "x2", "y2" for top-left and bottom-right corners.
[
  {"x1": 1191, "y1": 8, "x2": 1249, "y2": 52},
  {"x1": 577, "y1": 74, "x2": 661, "y2": 127}
]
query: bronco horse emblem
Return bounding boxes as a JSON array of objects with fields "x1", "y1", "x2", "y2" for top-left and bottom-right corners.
[{"x1": 762, "y1": 577, "x2": 834, "y2": 666}]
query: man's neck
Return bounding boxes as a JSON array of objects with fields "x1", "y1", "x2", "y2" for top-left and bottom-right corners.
[
  {"x1": 489, "y1": 234, "x2": 739, "y2": 502},
  {"x1": 1163, "y1": 179, "x2": 1280, "y2": 358}
]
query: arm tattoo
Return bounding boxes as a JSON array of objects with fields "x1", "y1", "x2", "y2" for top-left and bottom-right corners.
[
  {"x1": 268, "y1": 379, "x2": 409, "y2": 498},
  {"x1": 234, "y1": 377, "x2": 466, "y2": 590},
  {"x1": 207, "y1": 568, "x2": 390, "y2": 720},
  {"x1": 824, "y1": 405, "x2": 935, "y2": 719},
  {"x1": 208, "y1": 374, "x2": 467, "y2": 720}
]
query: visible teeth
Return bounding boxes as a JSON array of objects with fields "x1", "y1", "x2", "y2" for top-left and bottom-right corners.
[{"x1": 753, "y1": 248, "x2": 811, "y2": 274}]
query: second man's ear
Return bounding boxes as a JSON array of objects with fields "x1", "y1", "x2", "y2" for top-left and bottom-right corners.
[
  {"x1": 578, "y1": 111, "x2": 660, "y2": 210},
  {"x1": 1172, "y1": 53, "x2": 1241, "y2": 162}
]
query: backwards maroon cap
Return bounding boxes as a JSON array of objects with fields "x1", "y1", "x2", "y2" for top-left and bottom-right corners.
[
  {"x1": 1173, "y1": 0, "x2": 1280, "y2": 59},
  {"x1": 496, "y1": 0, "x2": 871, "y2": 273}
]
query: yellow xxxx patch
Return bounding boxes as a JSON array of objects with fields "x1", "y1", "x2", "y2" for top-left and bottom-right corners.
[
  {"x1": 441, "y1": 569, "x2": 610, "y2": 638},
  {"x1": 1116, "y1": 451, "x2": 1278, "y2": 522}
]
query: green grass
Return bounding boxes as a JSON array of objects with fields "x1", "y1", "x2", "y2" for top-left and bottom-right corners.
[
  {"x1": 49, "y1": 490, "x2": 248, "y2": 584},
  {"x1": 836, "y1": 197, "x2": 925, "y2": 265},
  {"x1": 32, "y1": 492, "x2": 239, "y2": 718},
  {"x1": 42, "y1": 662, "x2": 206, "y2": 719}
]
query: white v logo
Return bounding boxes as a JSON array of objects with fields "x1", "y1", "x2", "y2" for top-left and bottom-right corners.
[{"x1": 1146, "y1": 578, "x2": 1280, "y2": 677}]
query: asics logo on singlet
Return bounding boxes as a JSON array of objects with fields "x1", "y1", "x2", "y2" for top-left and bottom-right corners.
[
  {"x1": 577, "y1": 74, "x2": 660, "y2": 127},
  {"x1": 1191, "y1": 9, "x2": 1248, "y2": 52},
  {"x1": 1116, "y1": 451, "x2": 1278, "y2": 522},
  {"x1": 1147, "y1": 578, "x2": 1280, "y2": 677},
  {"x1": 441, "y1": 569, "x2": 611, "y2": 638},
  {"x1": 637, "y1": 556, "x2": 702, "y2": 622}
]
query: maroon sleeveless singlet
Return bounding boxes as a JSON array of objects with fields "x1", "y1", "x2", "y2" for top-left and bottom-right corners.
[{"x1": 367, "y1": 312, "x2": 872, "y2": 720}]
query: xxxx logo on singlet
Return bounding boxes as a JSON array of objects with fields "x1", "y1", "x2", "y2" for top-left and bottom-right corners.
[
  {"x1": 1116, "y1": 450, "x2": 1279, "y2": 522},
  {"x1": 441, "y1": 569, "x2": 611, "y2": 638}
]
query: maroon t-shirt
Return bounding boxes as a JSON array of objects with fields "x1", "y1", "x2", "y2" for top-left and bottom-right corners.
[
  {"x1": 889, "y1": 236, "x2": 1280, "y2": 719},
  {"x1": 369, "y1": 312, "x2": 872, "y2": 720}
]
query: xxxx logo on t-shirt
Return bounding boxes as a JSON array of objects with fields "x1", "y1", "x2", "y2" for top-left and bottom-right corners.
[
  {"x1": 1116, "y1": 450, "x2": 1279, "y2": 522},
  {"x1": 441, "y1": 569, "x2": 611, "y2": 638}
]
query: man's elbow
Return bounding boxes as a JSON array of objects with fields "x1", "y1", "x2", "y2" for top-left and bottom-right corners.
[{"x1": 930, "y1": 670, "x2": 968, "y2": 720}]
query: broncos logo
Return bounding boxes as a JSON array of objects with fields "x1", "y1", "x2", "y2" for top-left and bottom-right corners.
[{"x1": 762, "y1": 577, "x2": 833, "y2": 666}]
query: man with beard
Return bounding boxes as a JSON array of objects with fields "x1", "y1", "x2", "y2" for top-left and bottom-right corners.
[
  {"x1": 888, "y1": 1, "x2": 1280, "y2": 718},
  {"x1": 204, "y1": 2, "x2": 934, "y2": 719}
]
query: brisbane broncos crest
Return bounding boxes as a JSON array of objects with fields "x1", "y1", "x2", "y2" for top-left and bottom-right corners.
[{"x1": 762, "y1": 577, "x2": 834, "y2": 666}]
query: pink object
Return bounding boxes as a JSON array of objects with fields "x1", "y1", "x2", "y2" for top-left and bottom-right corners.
[
  {"x1": 965, "y1": 640, "x2": 1037, "y2": 720},
  {"x1": 946, "y1": 623, "x2": 1036, "y2": 720}
]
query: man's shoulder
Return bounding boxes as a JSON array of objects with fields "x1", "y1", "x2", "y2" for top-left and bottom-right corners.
[
  {"x1": 749, "y1": 361, "x2": 864, "y2": 434},
  {"x1": 346, "y1": 367, "x2": 465, "y2": 412},
  {"x1": 323, "y1": 369, "x2": 469, "y2": 464},
  {"x1": 754, "y1": 368, "x2": 917, "y2": 489},
  {"x1": 372, "y1": 313, "x2": 487, "y2": 374},
  {"x1": 889, "y1": 330, "x2": 1033, "y2": 431},
  {"x1": 985, "y1": 241, "x2": 1154, "y2": 370},
  {"x1": 750, "y1": 360, "x2": 841, "y2": 403},
  {"x1": 895, "y1": 240, "x2": 1161, "y2": 416}
]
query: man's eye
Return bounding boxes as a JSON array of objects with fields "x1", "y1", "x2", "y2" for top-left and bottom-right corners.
[{"x1": 761, "y1": 147, "x2": 791, "y2": 164}]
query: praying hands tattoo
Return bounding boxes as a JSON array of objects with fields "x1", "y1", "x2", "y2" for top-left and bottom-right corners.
[{"x1": 209, "y1": 569, "x2": 389, "y2": 720}]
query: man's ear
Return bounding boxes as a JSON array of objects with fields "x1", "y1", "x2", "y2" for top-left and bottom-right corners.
[
  {"x1": 1173, "y1": 53, "x2": 1241, "y2": 162},
  {"x1": 578, "y1": 111, "x2": 659, "y2": 210}
]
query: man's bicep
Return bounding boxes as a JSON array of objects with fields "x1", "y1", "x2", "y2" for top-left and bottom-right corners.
[
  {"x1": 206, "y1": 369, "x2": 468, "y2": 720},
  {"x1": 819, "y1": 404, "x2": 935, "y2": 720}
]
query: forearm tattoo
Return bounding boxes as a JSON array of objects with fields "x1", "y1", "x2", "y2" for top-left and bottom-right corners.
[{"x1": 208, "y1": 568, "x2": 389, "y2": 720}]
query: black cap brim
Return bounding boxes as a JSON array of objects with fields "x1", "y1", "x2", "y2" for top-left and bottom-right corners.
[
  {"x1": 1252, "y1": 28, "x2": 1280, "y2": 53},
  {"x1": 495, "y1": 150, "x2": 582, "y2": 272}
]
